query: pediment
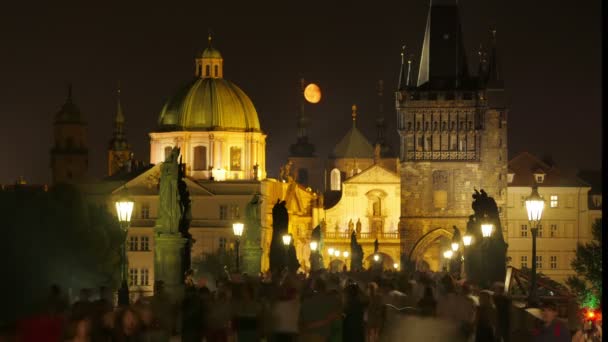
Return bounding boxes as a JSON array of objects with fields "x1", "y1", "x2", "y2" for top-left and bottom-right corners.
[
  {"x1": 345, "y1": 164, "x2": 400, "y2": 184},
  {"x1": 110, "y1": 164, "x2": 213, "y2": 196}
]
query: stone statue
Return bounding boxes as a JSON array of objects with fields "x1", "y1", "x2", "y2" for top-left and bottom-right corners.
[
  {"x1": 348, "y1": 219, "x2": 354, "y2": 235},
  {"x1": 374, "y1": 239, "x2": 379, "y2": 254},
  {"x1": 253, "y1": 164, "x2": 259, "y2": 180},
  {"x1": 310, "y1": 224, "x2": 324, "y2": 271},
  {"x1": 356, "y1": 219, "x2": 362, "y2": 236},
  {"x1": 350, "y1": 231, "x2": 364, "y2": 271},
  {"x1": 243, "y1": 193, "x2": 262, "y2": 247},
  {"x1": 157, "y1": 147, "x2": 182, "y2": 234}
]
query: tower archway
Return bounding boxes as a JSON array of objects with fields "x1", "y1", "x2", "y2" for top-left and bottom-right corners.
[{"x1": 409, "y1": 228, "x2": 454, "y2": 272}]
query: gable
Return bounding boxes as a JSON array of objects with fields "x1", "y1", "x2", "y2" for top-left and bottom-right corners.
[
  {"x1": 345, "y1": 164, "x2": 400, "y2": 184},
  {"x1": 110, "y1": 164, "x2": 213, "y2": 196}
]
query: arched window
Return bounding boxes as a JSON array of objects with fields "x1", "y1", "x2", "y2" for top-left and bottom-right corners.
[
  {"x1": 193, "y1": 146, "x2": 207, "y2": 171},
  {"x1": 214, "y1": 65, "x2": 219, "y2": 77},
  {"x1": 164, "y1": 146, "x2": 173, "y2": 160},
  {"x1": 205, "y1": 65, "x2": 210, "y2": 76},
  {"x1": 330, "y1": 168, "x2": 341, "y2": 191},
  {"x1": 197, "y1": 65, "x2": 202, "y2": 76}
]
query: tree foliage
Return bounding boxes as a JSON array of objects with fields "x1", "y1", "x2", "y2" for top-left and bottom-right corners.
[
  {"x1": 566, "y1": 218, "x2": 602, "y2": 308},
  {"x1": 0, "y1": 183, "x2": 123, "y2": 321}
]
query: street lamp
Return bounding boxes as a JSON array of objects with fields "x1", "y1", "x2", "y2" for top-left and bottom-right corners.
[
  {"x1": 393, "y1": 263, "x2": 399, "y2": 270},
  {"x1": 373, "y1": 254, "x2": 380, "y2": 262},
  {"x1": 525, "y1": 186, "x2": 545, "y2": 307},
  {"x1": 232, "y1": 222, "x2": 244, "y2": 273},
  {"x1": 282, "y1": 233, "x2": 291, "y2": 272},
  {"x1": 481, "y1": 218, "x2": 494, "y2": 238},
  {"x1": 463, "y1": 234, "x2": 473, "y2": 247},
  {"x1": 461, "y1": 234, "x2": 473, "y2": 280},
  {"x1": 310, "y1": 241, "x2": 318, "y2": 252},
  {"x1": 309, "y1": 241, "x2": 319, "y2": 272},
  {"x1": 451, "y1": 242, "x2": 460, "y2": 252},
  {"x1": 115, "y1": 191, "x2": 134, "y2": 307},
  {"x1": 443, "y1": 249, "x2": 453, "y2": 272},
  {"x1": 328, "y1": 247, "x2": 334, "y2": 256},
  {"x1": 334, "y1": 250, "x2": 340, "y2": 257}
]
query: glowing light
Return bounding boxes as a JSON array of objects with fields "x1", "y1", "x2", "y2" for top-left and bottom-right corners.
[
  {"x1": 328, "y1": 248, "x2": 334, "y2": 255},
  {"x1": 115, "y1": 200, "x2": 134, "y2": 223},
  {"x1": 481, "y1": 223, "x2": 494, "y2": 238},
  {"x1": 443, "y1": 250, "x2": 453, "y2": 259},
  {"x1": 393, "y1": 263, "x2": 399, "y2": 269},
  {"x1": 373, "y1": 254, "x2": 380, "y2": 262},
  {"x1": 343, "y1": 251, "x2": 349, "y2": 258},
  {"x1": 334, "y1": 250, "x2": 340, "y2": 257},
  {"x1": 451, "y1": 242, "x2": 460, "y2": 252},
  {"x1": 232, "y1": 222, "x2": 244, "y2": 237},
  {"x1": 525, "y1": 187, "x2": 545, "y2": 224},
  {"x1": 463, "y1": 235, "x2": 473, "y2": 246},
  {"x1": 212, "y1": 168, "x2": 227, "y2": 181},
  {"x1": 282, "y1": 234, "x2": 291, "y2": 246},
  {"x1": 310, "y1": 241, "x2": 318, "y2": 251},
  {"x1": 304, "y1": 83, "x2": 322, "y2": 104}
]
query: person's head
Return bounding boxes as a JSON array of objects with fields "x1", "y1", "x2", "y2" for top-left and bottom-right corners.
[
  {"x1": 75, "y1": 317, "x2": 92, "y2": 338},
  {"x1": 79, "y1": 288, "x2": 91, "y2": 302},
  {"x1": 199, "y1": 286, "x2": 211, "y2": 300},
  {"x1": 540, "y1": 301, "x2": 559, "y2": 324},
  {"x1": 118, "y1": 308, "x2": 141, "y2": 336}
]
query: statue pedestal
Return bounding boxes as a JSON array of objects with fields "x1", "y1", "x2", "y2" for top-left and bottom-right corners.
[
  {"x1": 241, "y1": 245, "x2": 262, "y2": 275},
  {"x1": 154, "y1": 233, "x2": 187, "y2": 302}
]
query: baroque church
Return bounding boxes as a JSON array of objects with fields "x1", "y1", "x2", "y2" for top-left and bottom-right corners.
[{"x1": 48, "y1": 0, "x2": 599, "y2": 291}]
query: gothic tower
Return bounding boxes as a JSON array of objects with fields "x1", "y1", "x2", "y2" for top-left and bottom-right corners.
[
  {"x1": 288, "y1": 78, "x2": 323, "y2": 191},
  {"x1": 51, "y1": 85, "x2": 89, "y2": 184},
  {"x1": 396, "y1": 1, "x2": 508, "y2": 268},
  {"x1": 108, "y1": 85, "x2": 132, "y2": 176}
]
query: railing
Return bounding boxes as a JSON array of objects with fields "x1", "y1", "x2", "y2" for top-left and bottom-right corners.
[
  {"x1": 406, "y1": 151, "x2": 478, "y2": 161},
  {"x1": 324, "y1": 231, "x2": 400, "y2": 240}
]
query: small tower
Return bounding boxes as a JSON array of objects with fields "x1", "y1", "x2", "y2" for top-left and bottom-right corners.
[
  {"x1": 108, "y1": 84, "x2": 132, "y2": 176},
  {"x1": 195, "y1": 33, "x2": 224, "y2": 79},
  {"x1": 50, "y1": 84, "x2": 88, "y2": 184}
]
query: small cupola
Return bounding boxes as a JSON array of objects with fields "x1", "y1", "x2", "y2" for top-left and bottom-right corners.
[{"x1": 195, "y1": 33, "x2": 224, "y2": 79}]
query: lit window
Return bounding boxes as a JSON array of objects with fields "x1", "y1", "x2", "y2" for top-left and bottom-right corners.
[
  {"x1": 521, "y1": 224, "x2": 528, "y2": 237},
  {"x1": 521, "y1": 256, "x2": 528, "y2": 268},
  {"x1": 129, "y1": 236, "x2": 139, "y2": 251},
  {"x1": 140, "y1": 236, "x2": 149, "y2": 251},
  {"x1": 141, "y1": 203, "x2": 150, "y2": 219},
  {"x1": 229, "y1": 204, "x2": 240, "y2": 219},
  {"x1": 550, "y1": 224, "x2": 558, "y2": 237},
  {"x1": 140, "y1": 269, "x2": 149, "y2": 286},
  {"x1": 219, "y1": 205, "x2": 229, "y2": 220},
  {"x1": 193, "y1": 146, "x2": 207, "y2": 171},
  {"x1": 536, "y1": 255, "x2": 543, "y2": 269},
  {"x1": 550, "y1": 195, "x2": 558, "y2": 208},
  {"x1": 330, "y1": 169, "x2": 341, "y2": 191},
  {"x1": 550, "y1": 256, "x2": 557, "y2": 269},
  {"x1": 129, "y1": 268, "x2": 139, "y2": 286}
]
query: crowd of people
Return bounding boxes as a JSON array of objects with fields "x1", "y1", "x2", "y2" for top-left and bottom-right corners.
[{"x1": 2, "y1": 268, "x2": 602, "y2": 342}]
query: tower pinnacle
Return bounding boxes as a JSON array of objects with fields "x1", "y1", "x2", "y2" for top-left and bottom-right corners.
[{"x1": 351, "y1": 104, "x2": 357, "y2": 126}]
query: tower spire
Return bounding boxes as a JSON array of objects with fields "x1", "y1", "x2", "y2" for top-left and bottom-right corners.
[
  {"x1": 351, "y1": 104, "x2": 357, "y2": 127},
  {"x1": 486, "y1": 27, "x2": 503, "y2": 88},
  {"x1": 406, "y1": 54, "x2": 413, "y2": 87},
  {"x1": 477, "y1": 43, "x2": 488, "y2": 81},
  {"x1": 208, "y1": 29, "x2": 212, "y2": 47},
  {"x1": 398, "y1": 45, "x2": 408, "y2": 90}
]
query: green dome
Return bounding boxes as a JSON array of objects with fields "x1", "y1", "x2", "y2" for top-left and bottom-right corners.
[
  {"x1": 202, "y1": 47, "x2": 222, "y2": 59},
  {"x1": 158, "y1": 78, "x2": 261, "y2": 132}
]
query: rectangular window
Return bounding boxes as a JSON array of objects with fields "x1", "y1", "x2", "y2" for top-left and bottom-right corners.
[
  {"x1": 140, "y1": 268, "x2": 149, "y2": 286},
  {"x1": 521, "y1": 256, "x2": 528, "y2": 269},
  {"x1": 219, "y1": 237, "x2": 227, "y2": 251},
  {"x1": 229, "y1": 204, "x2": 240, "y2": 219},
  {"x1": 550, "y1": 195, "x2": 558, "y2": 208},
  {"x1": 140, "y1": 236, "x2": 149, "y2": 251},
  {"x1": 521, "y1": 224, "x2": 528, "y2": 237},
  {"x1": 550, "y1": 256, "x2": 557, "y2": 269},
  {"x1": 129, "y1": 268, "x2": 139, "y2": 286},
  {"x1": 550, "y1": 224, "x2": 558, "y2": 237},
  {"x1": 219, "y1": 205, "x2": 228, "y2": 220},
  {"x1": 141, "y1": 203, "x2": 150, "y2": 219},
  {"x1": 537, "y1": 224, "x2": 543, "y2": 238},
  {"x1": 536, "y1": 255, "x2": 543, "y2": 269},
  {"x1": 230, "y1": 147, "x2": 242, "y2": 171},
  {"x1": 129, "y1": 236, "x2": 139, "y2": 251}
]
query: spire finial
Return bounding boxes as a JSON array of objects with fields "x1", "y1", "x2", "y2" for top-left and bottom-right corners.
[
  {"x1": 401, "y1": 45, "x2": 406, "y2": 64},
  {"x1": 117, "y1": 80, "x2": 121, "y2": 96},
  {"x1": 351, "y1": 104, "x2": 357, "y2": 125},
  {"x1": 208, "y1": 29, "x2": 212, "y2": 47}
]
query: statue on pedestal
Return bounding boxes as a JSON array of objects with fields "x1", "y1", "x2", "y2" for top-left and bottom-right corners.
[
  {"x1": 350, "y1": 231, "x2": 364, "y2": 271},
  {"x1": 348, "y1": 219, "x2": 354, "y2": 235},
  {"x1": 157, "y1": 148, "x2": 181, "y2": 234},
  {"x1": 355, "y1": 219, "x2": 362, "y2": 237}
]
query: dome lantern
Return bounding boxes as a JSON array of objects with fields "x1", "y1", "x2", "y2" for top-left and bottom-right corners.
[{"x1": 195, "y1": 33, "x2": 223, "y2": 79}]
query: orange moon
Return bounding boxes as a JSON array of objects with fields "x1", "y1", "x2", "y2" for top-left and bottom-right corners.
[{"x1": 304, "y1": 83, "x2": 322, "y2": 104}]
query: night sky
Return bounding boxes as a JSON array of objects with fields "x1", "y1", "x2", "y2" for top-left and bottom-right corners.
[{"x1": 0, "y1": 1, "x2": 601, "y2": 185}]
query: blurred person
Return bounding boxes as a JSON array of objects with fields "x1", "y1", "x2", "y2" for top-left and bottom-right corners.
[
  {"x1": 72, "y1": 288, "x2": 93, "y2": 320},
  {"x1": 138, "y1": 305, "x2": 168, "y2": 342},
  {"x1": 342, "y1": 282, "x2": 365, "y2": 342},
  {"x1": 571, "y1": 310, "x2": 602, "y2": 342},
  {"x1": 492, "y1": 283, "x2": 511, "y2": 342},
  {"x1": 181, "y1": 286, "x2": 203, "y2": 342},
  {"x1": 149, "y1": 281, "x2": 173, "y2": 337},
  {"x1": 532, "y1": 301, "x2": 570, "y2": 341},
  {"x1": 232, "y1": 282, "x2": 263, "y2": 342},
  {"x1": 64, "y1": 316, "x2": 92, "y2": 342},
  {"x1": 365, "y1": 282, "x2": 384, "y2": 342},
  {"x1": 417, "y1": 285, "x2": 437, "y2": 317},
  {"x1": 206, "y1": 285, "x2": 232, "y2": 342},
  {"x1": 299, "y1": 277, "x2": 342, "y2": 341},
  {"x1": 475, "y1": 291, "x2": 496, "y2": 342},
  {"x1": 270, "y1": 278, "x2": 300, "y2": 342},
  {"x1": 113, "y1": 307, "x2": 143, "y2": 342}
]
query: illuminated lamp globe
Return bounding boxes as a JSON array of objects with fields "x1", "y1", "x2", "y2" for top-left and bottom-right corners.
[
  {"x1": 443, "y1": 250, "x2": 454, "y2": 259},
  {"x1": 481, "y1": 221, "x2": 494, "y2": 238},
  {"x1": 232, "y1": 222, "x2": 244, "y2": 237},
  {"x1": 451, "y1": 242, "x2": 460, "y2": 252},
  {"x1": 282, "y1": 234, "x2": 292, "y2": 246},
  {"x1": 334, "y1": 250, "x2": 340, "y2": 257},
  {"x1": 463, "y1": 234, "x2": 473, "y2": 246},
  {"x1": 343, "y1": 251, "x2": 349, "y2": 258},
  {"x1": 373, "y1": 254, "x2": 380, "y2": 262},
  {"x1": 310, "y1": 241, "x2": 318, "y2": 251},
  {"x1": 328, "y1": 247, "x2": 334, "y2": 255},
  {"x1": 115, "y1": 193, "x2": 134, "y2": 225},
  {"x1": 393, "y1": 263, "x2": 399, "y2": 269},
  {"x1": 525, "y1": 186, "x2": 545, "y2": 226}
]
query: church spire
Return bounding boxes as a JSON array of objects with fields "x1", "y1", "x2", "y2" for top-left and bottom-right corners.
[
  {"x1": 375, "y1": 80, "x2": 385, "y2": 145},
  {"x1": 477, "y1": 43, "x2": 488, "y2": 81},
  {"x1": 486, "y1": 28, "x2": 503, "y2": 89},
  {"x1": 108, "y1": 82, "x2": 131, "y2": 176},
  {"x1": 398, "y1": 45, "x2": 408, "y2": 90}
]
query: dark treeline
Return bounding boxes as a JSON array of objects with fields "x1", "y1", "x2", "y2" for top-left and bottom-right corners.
[{"x1": 0, "y1": 183, "x2": 122, "y2": 323}]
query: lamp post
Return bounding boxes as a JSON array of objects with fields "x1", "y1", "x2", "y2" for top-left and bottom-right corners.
[
  {"x1": 462, "y1": 234, "x2": 473, "y2": 279},
  {"x1": 342, "y1": 251, "x2": 349, "y2": 271},
  {"x1": 282, "y1": 233, "x2": 291, "y2": 272},
  {"x1": 525, "y1": 186, "x2": 545, "y2": 307},
  {"x1": 373, "y1": 253, "x2": 381, "y2": 271},
  {"x1": 443, "y1": 250, "x2": 453, "y2": 272},
  {"x1": 115, "y1": 192, "x2": 134, "y2": 307},
  {"x1": 232, "y1": 222, "x2": 244, "y2": 273},
  {"x1": 309, "y1": 240, "x2": 318, "y2": 272}
]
